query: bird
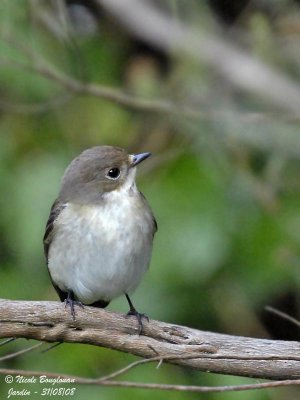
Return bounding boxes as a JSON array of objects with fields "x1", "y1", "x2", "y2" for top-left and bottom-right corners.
[{"x1": 43, "y1": 145, "x2": 157, "y2": 334}]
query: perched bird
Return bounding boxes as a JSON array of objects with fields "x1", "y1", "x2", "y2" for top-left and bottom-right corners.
[{"x1": 43, "y1": 146, "x2": 157, "y2": 333}]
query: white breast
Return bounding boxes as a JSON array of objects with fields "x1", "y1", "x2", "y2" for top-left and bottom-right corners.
[{"x1": 48, "y1": 186, "x2": 154, "y2": 304}]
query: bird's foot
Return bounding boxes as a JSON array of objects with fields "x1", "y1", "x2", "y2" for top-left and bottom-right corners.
[
  {"x1": 125, "y1": 293, "x2": 149, "y2": 335},
  {"x1": 64, "y1": 291, "x2": 84, "y2": 320},
  {"x1": 126, "y1": 309, "x2": 149, "y2": 335}
]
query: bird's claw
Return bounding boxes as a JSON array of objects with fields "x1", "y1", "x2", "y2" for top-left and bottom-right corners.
[
  {"x1": 64, "y1": 296, "x2": 84, "y2": 320},
  {"x1": 126, "y1": 309, "x2": 149, "y2": 335}
]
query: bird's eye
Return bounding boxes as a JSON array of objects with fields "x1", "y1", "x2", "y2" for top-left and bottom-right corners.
[{"x1": 106, "y1": 168, "x2": 120, "y2": 180}]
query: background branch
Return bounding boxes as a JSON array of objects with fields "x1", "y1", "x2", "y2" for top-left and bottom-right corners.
[
  {"x1": 0, "y1": 299, "x2": 299, "y2": 380},
  {"x1": 0, "y1": 365, "x2": 300, "y2": 393},
  {"x1": 98, "y1": 0, "x2": 300, "y2": 115}
]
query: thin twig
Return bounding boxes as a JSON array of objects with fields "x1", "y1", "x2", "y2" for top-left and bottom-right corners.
[
  {"x1": 0, "y1": 367, "x2": 299, "y2": 392},
  {"x1": 0, "y1": 342, "x2": 44, "y2": 362},
  {"x1": 97, "y1": 354, "x2": 214, "y2": 382},
  {"x1": 0, "y1": 54, "x2": 198, "y2": 118},
  {"x1": 265, "y1": 306, "x2": 300, "y2": 328},
  {"x1": 41, "y1": 342, "x2": 63, "y2": 353},
  {"x1": 1, "y1": 35, "x2": 300, "y2": 130},
  {"x1": 0, "y1": 338, "x2": 16, "y2": 347}
]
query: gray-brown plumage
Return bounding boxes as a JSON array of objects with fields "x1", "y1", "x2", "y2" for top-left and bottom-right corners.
[{"x1": 43, "y1": 146, "x2": 157, "y2": 333}]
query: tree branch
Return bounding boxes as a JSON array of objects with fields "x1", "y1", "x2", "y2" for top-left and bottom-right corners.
[
  {"x1": 0, "y1": 299, "x2": 299, "y2": 380},
  {"x1": 0, "y1": 53, "x2": 196, "y2": 118},
  {"x1": 98, "y1": 0, "x2": 300, "y2": 115}
]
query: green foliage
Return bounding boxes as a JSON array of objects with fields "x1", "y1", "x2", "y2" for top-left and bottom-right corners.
[{"x1": 0, "y1": 1, "x2": 299, "y2": 399}]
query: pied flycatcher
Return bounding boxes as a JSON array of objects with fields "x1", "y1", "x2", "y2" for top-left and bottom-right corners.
[{"x1": 43, "y1": 146, "x2": 157, "y2": 333}]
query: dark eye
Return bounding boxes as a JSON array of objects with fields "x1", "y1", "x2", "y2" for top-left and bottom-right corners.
[{"x1": 107, "y1": 168, "x2": 120, "y2": 180}]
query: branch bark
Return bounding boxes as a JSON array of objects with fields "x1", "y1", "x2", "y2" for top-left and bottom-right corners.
[{"x1": 0, "y1": 299, "x2": 299, "y2": 380}]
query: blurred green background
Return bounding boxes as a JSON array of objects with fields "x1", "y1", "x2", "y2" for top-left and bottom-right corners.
[{"x1": 0, "y1": 0, "x2": 300, "y2": 399}]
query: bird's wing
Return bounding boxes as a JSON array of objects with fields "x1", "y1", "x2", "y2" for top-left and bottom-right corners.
[
  {"x1": 152, "y1": 215, "x2": 158, "y2": 236},
  {"x1": 139, "y1": 191, "x2": 157, "y2": 237},
  {"x1": 43, "y1": 199, "x2": 66, "y2": 262}
]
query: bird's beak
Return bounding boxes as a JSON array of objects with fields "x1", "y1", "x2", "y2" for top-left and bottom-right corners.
[{"x1": 130, "y1": 152, "x2": 151, "y2": 167}]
